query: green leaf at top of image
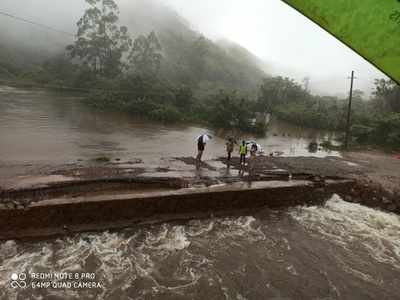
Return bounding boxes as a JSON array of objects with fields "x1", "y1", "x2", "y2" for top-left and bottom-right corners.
[{"x1": 281, "y1": 0, "x2": 400, "y2": 83}]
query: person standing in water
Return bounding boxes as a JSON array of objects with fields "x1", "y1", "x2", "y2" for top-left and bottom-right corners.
[
  {"x1": 226, "y1": 138, "x2": 235, "y2": 162},
  {"x1": 250, "y1": 143, "x2": 258, "y2": 157},
  {"x1": 249, "y1": 143, "x2": 258, "y2": 172},
  {"x1": 239, "y1": 140, "x2": 247, "y2": 165},
  {"x1": 196, "y1": 134, "x2": 210, "y2": 163}
]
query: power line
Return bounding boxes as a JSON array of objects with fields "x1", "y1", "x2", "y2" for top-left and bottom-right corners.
[
  {"x1": 0, "y1": 10, "x2": 74, "y2": 37},
  {"x1": 0, "y1": 78, "x2": 166, "y2": 96},
  {"x1": 0, "y1": 11, "x2": 150, "y2": 95}
]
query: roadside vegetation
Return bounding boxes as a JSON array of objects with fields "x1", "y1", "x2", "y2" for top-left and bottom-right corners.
[{"x1": 256, "y1": 77, "x2": 400, "y2": 149}]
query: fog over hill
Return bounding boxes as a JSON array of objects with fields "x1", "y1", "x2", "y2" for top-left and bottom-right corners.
[
  {"x1": 0, "y1": 0, "x2": 267, "y2": 94},
  {"x1": 162, "y1": 0, "x2": 388, "y2": 97},
  {"x1": 0, "y1": 0, "x2": 388, "y2": 96},
  {"x1": 118, "y1": 0, "x2": 267, "y2": 93}
]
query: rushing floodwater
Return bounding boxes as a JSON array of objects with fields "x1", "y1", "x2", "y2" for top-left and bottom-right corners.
[
  {"x1": 2, "y1": 87, "x2": 397, "y2": 299},
  {"x1": 0, "y1": 195, "x2": 399, "y2": 299},
  {"x1": 0, "y1": 86, "x2": 339, "y2": 165}
]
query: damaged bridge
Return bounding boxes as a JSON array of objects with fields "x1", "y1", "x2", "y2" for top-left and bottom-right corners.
[{"x1": 0, "y1": 174, "x2": 354, "y2": 240}]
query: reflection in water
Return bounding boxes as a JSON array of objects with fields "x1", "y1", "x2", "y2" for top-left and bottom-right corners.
[
  {"x1": 0, "y1": 196, "x2": 399, "y2": 299},
  {"x1": 0, "y1": 87, "x2": 339, "y2": 164}
]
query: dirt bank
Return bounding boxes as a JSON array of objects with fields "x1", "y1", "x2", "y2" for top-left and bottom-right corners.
[{"x1": 216, "y1": 151, "x2": 400, "y2": 213}]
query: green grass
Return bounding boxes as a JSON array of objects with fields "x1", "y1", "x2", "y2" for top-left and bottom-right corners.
[{"x1": 282, "y1": 0, "x2": 400, "y2": 83}]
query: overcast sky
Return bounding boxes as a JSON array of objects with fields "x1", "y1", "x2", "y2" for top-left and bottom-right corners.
[
  {"x1": 161, "y1": 0, "x2": 387, "y2": 96},
  {"x1": 0, "y1": 0, "x2": 388, "y2": 96}
]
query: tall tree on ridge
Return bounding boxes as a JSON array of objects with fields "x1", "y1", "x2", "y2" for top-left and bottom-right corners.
[
  {"x1": 67, "y1": 0, "x2": 131, "y2": 77},
  {"x1": 128, "y1": 31, "x2": 163, "y2": 78}
]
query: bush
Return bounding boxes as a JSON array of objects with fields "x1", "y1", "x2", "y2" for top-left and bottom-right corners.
[
  {"x1": 352, "y1": 113, "x2": 400, "y2": 147},
  {"x1": 351, "y1": 124, "x2": 375, "y2": 144},
  {"x1": 148, "y1": 105, "x2": 183, "y2": 122},
  {"x1": 207, "y1": 90, "x2": 256, "y2": 131}
]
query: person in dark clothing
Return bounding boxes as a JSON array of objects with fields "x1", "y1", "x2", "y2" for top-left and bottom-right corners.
[
  {"x1": 250, "y1": 143, "x2": 258, "y2": 156},
  {"x1": 196, "y1": 134, "x2": 209, "y2": 163}
]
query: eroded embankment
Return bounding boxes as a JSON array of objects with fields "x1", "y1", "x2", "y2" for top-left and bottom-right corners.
[{"x1": 258, "y1": 155, "x2": 400, "y2": 214}]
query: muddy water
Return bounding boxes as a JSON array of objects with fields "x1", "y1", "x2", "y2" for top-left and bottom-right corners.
[
  {"x1": 0, "y1": 86, "x2": 339, "y2": 166},
  {"x1": 3, "y1": 87, "x2": 390, "y2": 299},
  {"x1": 0, "y1": 195, "x2": 399, "y2": 299}
]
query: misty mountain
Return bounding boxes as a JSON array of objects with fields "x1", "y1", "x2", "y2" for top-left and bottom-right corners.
[{"x1": 0, "y1": 0, "x2": 267, "y2": 93}]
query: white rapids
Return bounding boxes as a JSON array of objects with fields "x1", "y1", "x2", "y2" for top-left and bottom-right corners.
[
  {"x1": 290, "y1": 194, "x2": 400, "y2": 270},
  {"x1": 0, "y1": 195, "x2": 399, "y2": 299}
]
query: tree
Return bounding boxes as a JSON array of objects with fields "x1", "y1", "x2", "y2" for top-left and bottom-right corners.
[
  {"x1": 174, "y1": 85, "x2": 193, "y2": 112},
  {"x1": 208, "y1": 90, "x2": 254, "y2": 130},
  {"x1": 189, "y1": 36, "x2": 209, "y2": 78},
  {"x1": 302, "y1": 76, "x2": 310, "y2": 92},
  {"x1": 128, "y1": 31, "x2": 162, "y2": 78},
  {"x1": 66, "y1": 0, "x2": 131, "y2": 77},
  {"x1": 257, "y1": 76, "x2": 309, "y2": 113},
  {"x1": 372, "y1": 79, "x2": 400, "y2": 113}
]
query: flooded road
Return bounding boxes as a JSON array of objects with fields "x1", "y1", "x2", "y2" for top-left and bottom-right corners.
[
  {"x1": 0, "y1": 86, "x2": 339, "y2": 166},
  {"x1": 0, "y1": 195, "x2": 399, "y2": 299}
]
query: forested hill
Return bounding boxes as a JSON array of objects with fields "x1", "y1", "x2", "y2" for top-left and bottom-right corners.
[
  {"x1": 0, "y1": 0, "x2": 267, "y2": 93},
  {"x1": 118, "y1": 0, "x2": 267, "y2": 93}
]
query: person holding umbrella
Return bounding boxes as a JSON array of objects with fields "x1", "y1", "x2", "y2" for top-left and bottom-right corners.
[{"x1": 196, "y1": 133, "x2": 212, "y2": 164}]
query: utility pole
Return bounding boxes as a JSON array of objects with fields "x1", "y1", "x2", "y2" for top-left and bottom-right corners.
[{"x1": 344, "y1": 71, "x2": 356, "y2": 149}]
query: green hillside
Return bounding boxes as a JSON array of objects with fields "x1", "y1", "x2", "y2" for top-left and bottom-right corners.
[{"x1": 121, "y1": 0, "x2": 267, "y2": 95}]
